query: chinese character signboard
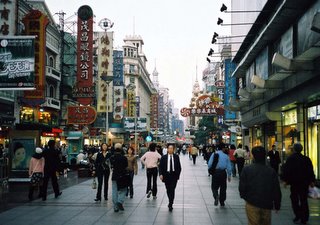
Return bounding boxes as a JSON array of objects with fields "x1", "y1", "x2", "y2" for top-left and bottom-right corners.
[
  {"x1": 0, "y1": 36, "x2": 35, "y2": 90},
  {"x1": 97, "y1": 31, "x2": 113, "y2": 112},
  {"x1": 0, "y1": 0, "x2": 16, "y2": 36},
  {"x1": 113, "y1": 86, "x2": 124, "y2": 121},
  {"x1": 113, "y1": 50, "x2": 123, "y2": 86},
  {"x1": 124, "y1": 117, "x2": 147, "y2": 131},
  {"x1": 180, "y1": 94, "x2": 224, "y2": 117},
  {"x1": 127, "y1": 90, "x2": 135, "y2": 117},
  {"x1": 67, "y1": 106, "x2": 97, "y2": 125},
  {"x1": 74, "y1": 5, "x2": 94, "y2": 105},
  {"x1": 22, "y1": 10, "x2": 49, "y2": 105},
  {"x1": 150, "y1": 94, "x2": 158, "y2": 128}
]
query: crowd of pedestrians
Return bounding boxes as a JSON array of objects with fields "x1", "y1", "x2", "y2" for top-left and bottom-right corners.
[{"x1": 26, "y1": 139, "x2": 317, "y2": 224}]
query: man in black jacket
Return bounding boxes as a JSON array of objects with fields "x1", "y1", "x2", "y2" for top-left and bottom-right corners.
[
  {"x1": 281, "y1": 143, "x2": 315, "y2": 225},
  {"x1": 159, "y1": 143, "x2": 181, "y2": 212},
  {"x1": 239, "y1": 146, "x2": 281, "y2": 225},
  {"x1": 41, "y1": 140, "x2": 62, "y2": 201}
]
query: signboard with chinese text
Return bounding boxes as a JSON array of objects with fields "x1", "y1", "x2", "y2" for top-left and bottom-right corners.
[
  {"x1": 0, "y1": 36, "x2": 35, "y2": 90},
  {"x1": 113, "y1": 50, "x2": 123, "y2": 86},
  {"x1": 127, "y1": 90, "x2": 135, "y2": 117},
  {"x1": 67, "y1": 106, "x2": 97, "y2": 124},
  {"x1": 97, "y1": 31, "x2": 113, "y2": 112},
  {"x1": 150, "y1": 94, "x2": 158, "y2": 128},
  {"x1": 75, "y1": 5, "x2": 94, "y2": 105},
  {"x1": 22, "y1": 10, "x2": 49, "y2": 105},
  {"x1": 113, "y1": 86, "x2": 124, "y2": 121},
  {"x1": 0, "y1": 0, "x2": 16, "y2": 36},
  {"x1": 124, "y1": 117, "x2": 147, "y2": 131}
]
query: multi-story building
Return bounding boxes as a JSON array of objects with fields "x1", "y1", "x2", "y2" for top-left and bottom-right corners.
[
  {"x1": 122, "y1": 35, "x2": 157, "y2": 145},
  {"x1": 231, "y1": 0, "x2": 320, "y2": 179}
]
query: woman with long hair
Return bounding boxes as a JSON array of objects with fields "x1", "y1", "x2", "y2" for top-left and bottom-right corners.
[
  {"x1": 125, "y1": 146, "x2": 138, "y2": 198},
  {"x1": 93, "y1": 142, "x2": 111, "y2": 201}
]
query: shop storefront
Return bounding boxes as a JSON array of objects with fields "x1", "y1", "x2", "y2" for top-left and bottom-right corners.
[
  {"x1": 281, "y1": 109, "x2": 298, "y2": 158},
  {"x1": 307, "y1": 105, "x2": 320, "y2": 179}
]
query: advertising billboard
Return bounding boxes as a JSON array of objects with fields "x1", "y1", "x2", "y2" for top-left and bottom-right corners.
[{"x1": 0, "y1": 36, "x2": 35, "y2": 90}]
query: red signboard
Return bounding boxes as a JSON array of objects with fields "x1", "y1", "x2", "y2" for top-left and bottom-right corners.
[
  {"x1": 22, "y1": 10, "x2": 49, "y2": 105},
  {"x1": 67, "y1": 106, "x2": 97, "y2": 125},
  {"x1": 74, "y1": 5, "x2": 94, "y2": 105},
  {"x1": 180, "y1": 106, "x2": 224, "y2": 117}
]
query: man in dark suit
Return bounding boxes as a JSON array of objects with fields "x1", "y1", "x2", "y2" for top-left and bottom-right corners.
[
  {"x1": 267, "y1": 145, "x2": 281, "y2": 174},
  {"x1": 159, "y1": 143, "x2": 181, "y2": 212}
]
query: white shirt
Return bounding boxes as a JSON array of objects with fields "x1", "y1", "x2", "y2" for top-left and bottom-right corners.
[{"x1": 167, "y1": 154, "x2": 175, "y2": 172}]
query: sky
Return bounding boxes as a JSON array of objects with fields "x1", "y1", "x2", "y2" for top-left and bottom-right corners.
[{"x1": 45, "y1": 0, "x2": 231, "y2": 112}]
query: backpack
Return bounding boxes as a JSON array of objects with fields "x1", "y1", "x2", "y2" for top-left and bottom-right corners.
[{"x1": 208, "y1": 153, "x2": 219, "y2": 175}]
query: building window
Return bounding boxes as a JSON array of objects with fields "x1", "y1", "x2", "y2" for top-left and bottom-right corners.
[
  {"x1": 49, "y1": 85, "x2": 55, "y2": 98},
  {"x1": 49, "y1": 56, "x2": 54, "y2": 67},
  {"x1": 129, "y1": 64, "x2": 135, "y2": 74},
  {"x1": 130, "y1": 77, "x2": 135, "y2": 84}
]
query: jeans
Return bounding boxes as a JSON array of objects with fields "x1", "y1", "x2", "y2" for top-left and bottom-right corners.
[
  {"x1": 96, "y1": 169, "x2": 110, "y2": 200},
  {"x1": 126, "y1": 170, "x2": 134, "y2": 197},
  {"x1": 112, "y1": 180, "x2": 126, "y2": 209}
]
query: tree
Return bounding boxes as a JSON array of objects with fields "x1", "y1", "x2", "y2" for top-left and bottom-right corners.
[{"x1": 194, "y1": 116, "x2": 221, "y2": 146}]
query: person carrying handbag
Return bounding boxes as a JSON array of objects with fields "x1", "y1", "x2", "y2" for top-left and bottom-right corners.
[{"x1": 28, "y1": 147, "x2": 45, "y2": 201}]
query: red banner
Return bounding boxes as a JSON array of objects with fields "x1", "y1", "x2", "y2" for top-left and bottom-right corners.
[
  {"x1": 22, "y1": 10, "x2": 49, "y2": 105},
  {"x1": 67, "y1": 106, "x2": 97, "y2": 125},
  {"x1": 74, "y1": 5, "x2": 94, "y2": 105}
]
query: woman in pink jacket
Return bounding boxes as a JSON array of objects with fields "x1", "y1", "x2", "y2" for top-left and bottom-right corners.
[{"x1": 28, "y1": 147, "x2": 45, "y2": 201}]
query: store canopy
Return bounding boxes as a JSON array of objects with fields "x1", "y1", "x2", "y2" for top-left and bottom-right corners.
[{"x1": 66, "y1": 136, "x2": 81, "y2": 140}]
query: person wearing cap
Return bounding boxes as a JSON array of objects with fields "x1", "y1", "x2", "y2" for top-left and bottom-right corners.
[
  {"x1": 110, "y1": 143, "x2": 128, "y2": 212},
  {"x1": 28, "y1": 147, "x2": 45, "y2": 201},
  {"x1": 281, "y1": 143, "x2": 315, "y2": 225},
  {"x1": 208, "y1": 143, "x2": 232, "y2": 207},
  {"x1": 239, "y1": 146, "x2": 281, "y2": 225}
]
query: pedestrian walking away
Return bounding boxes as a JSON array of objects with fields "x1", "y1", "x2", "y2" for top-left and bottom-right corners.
[
  {"x1": 233, "y1": 144, "x2": 246, "y2": 176},
  {"x1": 140, "y1": 143, "x2": 161, "y2": 199},
  {"x1": 110, "y1": 143, "x2": 128, "y2": 212},
  {"x1": 239, "y1": 146, "x2": 282, "y2": 225},
  {"x1": 125, "y1": 146, "x2": 138, "y2": 198},
  {"x1": 208, "y1": 143, "x2": 232, "y2": 207},
  {"x1": 41, "y1": 140, "x2": 62, "y2": 201},
  {"x1": 159, "y1": 143, "x2": 181, "y2": 212},
  {"x1": 28, "y1": 147, "x2": 45, "y2": 201},
  {"x1": 191, "y1": 146, "x2": 199, "y2": 165},
  {"x1": 92, "y1": 142, "x2": 111, "y2": 201},
  {"x1": 267, "y1": 145, "x2": 281, "y2": 175},
  {"x1": 281, "y1": 143, "x2": 316, "y2": 225}
]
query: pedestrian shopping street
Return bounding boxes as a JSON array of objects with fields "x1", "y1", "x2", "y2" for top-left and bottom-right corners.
[{"x1": 0, "y1": 154, "x2": 319, "y2": 225}]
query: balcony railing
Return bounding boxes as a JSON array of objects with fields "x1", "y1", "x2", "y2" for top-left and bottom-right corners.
[
  {"x1": 41, "y1": 97, "x2": 61, "y2": 110},
  {"x1": 46, "y1": 66, "x2": 61, "y2": 81}
]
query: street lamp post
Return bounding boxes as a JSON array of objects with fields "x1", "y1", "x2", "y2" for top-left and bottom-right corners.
[{"x1": 101, "y1": 75, "x2": 113, "y2": 144}]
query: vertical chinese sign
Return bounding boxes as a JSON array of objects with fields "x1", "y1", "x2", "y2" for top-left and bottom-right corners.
[
  {"x1": 97, "y1": 32, "x2": 113, "y2": 112},
  {"x1": 150, "y1": 94, "x2": 158, "y2": 129},
  {"x1": 113, "y1": 50, "x2": 124, "y2": 122},
  {"x1": 74, "y1": 5, "x2": 94, "y2": 105},
  {"x1": 22, "y1": 10, "x2": 49, "y2": 105},
  {"x1": 0, "y1": 0, "x2": 16, "y2": 36}
]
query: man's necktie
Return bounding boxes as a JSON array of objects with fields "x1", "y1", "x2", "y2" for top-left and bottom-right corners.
[{"x1": 170, "y1": 155, "x2": 173, "y2": 172}]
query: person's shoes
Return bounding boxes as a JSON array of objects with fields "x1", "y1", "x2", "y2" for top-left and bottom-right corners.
[
  {"x1": 293, "y1": 217, "x2": 300, "y2": 224},
  {"x1": 153, "y1": 196, "x2": 157, "y2": 199},
  {"x1": 55, "y1": 192, "x2": 62, "y2": 198},
  {"x1": 28, "y1": 196, "x2": 33, "y2": 201},
  {"x1": 104, "y1": 197, "x2": 108, "y2": 200},
  {"x1": 130, "y1": 195, "x2": 133, "y2": 199},
  {"x1": 220, "y1": 202, "x2": 225, "y2": 207},
  {"x1": 118, "y1": 203, "x2": 124, "y2": 211},
  {"x1": 168, "y1": 204, "x2": 173, "y2": 212},
  {"x1": 300, "y1": 220, "x2": 307, "y2": 225},
  {"x1": 94, "y1": 198, "x2": 101, "y2": 202},
  {"x1": 42, "y1": 197, "x2": 46, "y2": 201},
  {"x1": 214, "y1": 198, "x2": 219, "y2": 206},
  {"x1": 114, "y1": 208, "x2": 119, "y2": 212},
  {"x1": 147, "y1": 190, "x2": 152, "y2": 198}
]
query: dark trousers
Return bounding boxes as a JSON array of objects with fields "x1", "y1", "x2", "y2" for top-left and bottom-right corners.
[
  {"x1": 126, "y1": 170, "x2": 134, "y2": 197},
  {"x1": 165, "y1": 176, "x2": 178, "y2": 206},
  {"x1": 96, "y1": 169, "x2": 110, "y2": 200},
  {"x1": 28, "y1": 184, "x2": 42, "y2": 200},
  {"x1": 236, "y1": 158, "x2": 245, "y2": 176},
  {"x1": 211, "y1": 169, "x2": 227, "y2": 204},
  {"x1": 192, "y1": 155, "x2": 197, "y2": 164},
  {"x1": 42, "y1": 171, "x2": 60, "y2": 198},
  {"x1": 146, "y1": 167, "x2": 158, "y2": 196},
  {"x1": 290, "y1": 184, "x2": 309, "y2": 223}
]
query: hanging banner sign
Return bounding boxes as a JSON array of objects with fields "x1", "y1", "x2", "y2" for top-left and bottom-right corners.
[{"x1": 74, "y1": 5, "x2": 94, "y2": 105}]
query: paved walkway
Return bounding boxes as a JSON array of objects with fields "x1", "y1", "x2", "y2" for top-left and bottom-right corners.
[{"x1": 0, "y1": 154, "x2": 319, "y2": 225}]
